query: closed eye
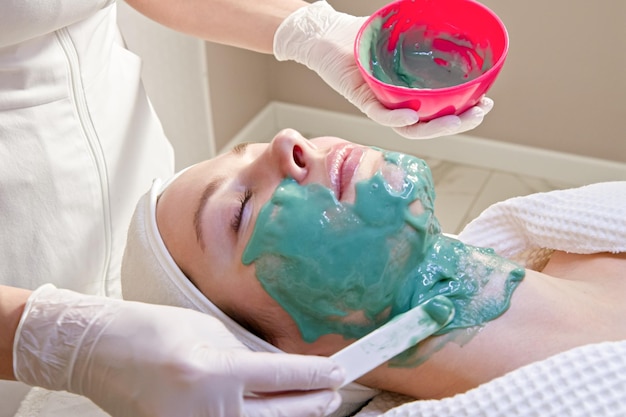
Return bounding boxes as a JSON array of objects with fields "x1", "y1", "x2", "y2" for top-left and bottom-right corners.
[{"x1": 231, "y1": 189, "x2": 252, "y2": 233}]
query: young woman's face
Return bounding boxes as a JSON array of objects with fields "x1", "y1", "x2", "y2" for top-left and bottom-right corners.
[{"x1": 156, "y1": 129, "x2": 433, "y2": 354}]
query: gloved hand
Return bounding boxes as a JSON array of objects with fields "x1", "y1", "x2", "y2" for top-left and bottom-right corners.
[
  {"x1": 273, "y1": 1, "x2": 493, "y2": 140},
  {"x1": 13, "y1": 284, "x2": 344, "y2": 417}
]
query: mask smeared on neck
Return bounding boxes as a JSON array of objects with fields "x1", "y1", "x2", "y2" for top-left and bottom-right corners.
[{"x1": 242, "y1": 150, "x2": 524, "y2": 346}]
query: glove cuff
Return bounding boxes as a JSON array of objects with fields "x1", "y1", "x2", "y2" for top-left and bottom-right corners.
[
  {"x1": 13, "y1": 284, "x2": 116, "y2": 392},
  {"x1": 273, "y1": 1, "x2": 337, "y2": 63}
]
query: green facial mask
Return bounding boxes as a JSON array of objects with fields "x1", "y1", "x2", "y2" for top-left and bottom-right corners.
[
  {"x1": 242, "y1": 150, "x2": 524, "y2": 345},
  {"x1": 361, "y1": 17, "x2": 494, "y2": 89}
]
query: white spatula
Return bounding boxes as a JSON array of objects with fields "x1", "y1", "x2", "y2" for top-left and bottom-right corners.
[{"x1": 330, "y1": 295, "x2": 455, "y2": 387}]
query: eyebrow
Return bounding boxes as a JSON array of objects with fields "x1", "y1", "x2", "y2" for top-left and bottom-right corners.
[
  {"x1": 232, "y1": 141, "x2": 251, "y2": 155},
  {"x1": 194, "y1": 176, "x2": 226, "y2": 251}
]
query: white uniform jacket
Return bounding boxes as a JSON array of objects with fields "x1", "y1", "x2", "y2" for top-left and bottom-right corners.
[{"x1": 0, "y1": 1, "x2": 175, "y2": 414}]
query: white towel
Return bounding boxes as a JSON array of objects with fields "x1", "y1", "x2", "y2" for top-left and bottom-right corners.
[
  {"x1": 352, "y1": 181, "x2": 626, "y2": 417},
  {"x1": 458, "y1": 181, "x2": 626, "y2": 269},
  {"x1": 120, "y1": 177, "x2": 378, "y2": 417},
  {"x1": 356, "y1": 340, "x2": 626, "y2": 417}
]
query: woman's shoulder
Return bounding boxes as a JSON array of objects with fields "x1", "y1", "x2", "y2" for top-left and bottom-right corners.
[{"x1": 541, "y1": 250, "x2": 626, "y2": 285}]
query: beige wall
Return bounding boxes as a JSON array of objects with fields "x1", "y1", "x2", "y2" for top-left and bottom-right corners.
[
  {"x1": 267, "y1": 0, "x2": 626, "y2": 163},
  {"x1": 204, "y1": 43, "x2": 271, "y2": 151}
]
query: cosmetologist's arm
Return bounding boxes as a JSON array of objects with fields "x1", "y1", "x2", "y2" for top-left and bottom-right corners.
[
  {"x1": 0, "y1": 285, "x2": 30, "y2": 380},
  {"x1": 124, "y1": 0, "x2": 309, "y2": 53}
]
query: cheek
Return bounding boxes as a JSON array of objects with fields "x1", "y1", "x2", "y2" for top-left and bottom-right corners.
[
  {"x1": 197, "y1": 260, "x2": 261, "y2": 319},
  {"x1": 232, "y1": 263, "x2": 267, "y2": 304},
  {"x1": 235, "y1": 263, "x2": 305, "y2": 340},
  {"x1": 243, "y1": 152, "x2": 440, "y2": 344}
]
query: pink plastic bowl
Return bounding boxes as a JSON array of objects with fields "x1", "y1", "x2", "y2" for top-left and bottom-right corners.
[{"x1": 355, "y1": 0, "x2": 509, "y2": 121}]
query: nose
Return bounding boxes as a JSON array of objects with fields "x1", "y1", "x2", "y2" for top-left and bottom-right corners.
[{"x1": 269, "y1": 129, "x2": 317, "y2": 183}]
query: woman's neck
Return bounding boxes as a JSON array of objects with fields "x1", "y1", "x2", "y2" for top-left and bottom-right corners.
[
  {"x1": 362, "y1": 252, "x2": 626, "y2": 399},
  {"x1": 387, "y1": 235, "x2": 525, "y2": 368}
]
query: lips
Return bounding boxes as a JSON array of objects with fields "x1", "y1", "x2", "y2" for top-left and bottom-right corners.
[{"x1": 327, "y1": 144, "x2": 365, "y2": 200}]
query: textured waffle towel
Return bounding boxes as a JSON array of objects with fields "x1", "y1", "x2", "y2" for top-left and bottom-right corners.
[
  {"x1": 357, "y1": 340, "x2": 626, "y2": 417},
  {"x1": 459, "y1": 181, "x2": 626, "y2": 269}
]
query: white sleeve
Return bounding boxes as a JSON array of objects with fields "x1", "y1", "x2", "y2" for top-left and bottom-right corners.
[
  {"x1": 0, "y1": 0, "x2": 115, "y2": 47},
  {"x1": 457, "y1": 181, "x2": 626, "y2": 269}
]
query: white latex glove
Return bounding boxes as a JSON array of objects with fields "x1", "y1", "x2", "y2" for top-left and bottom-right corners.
[
  {"x1": 274, "y1": 1, "x2": 494, "y2": 140},
  {"x1": 13, "y1": 284, "x2": 344, "y2": 417}
]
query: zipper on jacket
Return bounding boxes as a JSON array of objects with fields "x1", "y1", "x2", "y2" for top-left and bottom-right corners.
[{"x1": 56, "y1": 28, "x2": 113, "y2": 296}]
